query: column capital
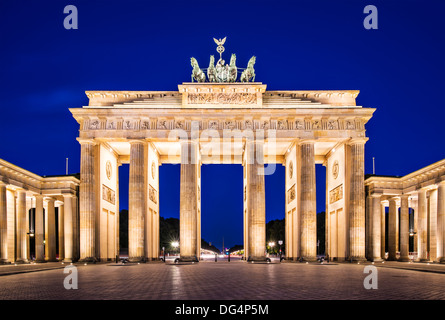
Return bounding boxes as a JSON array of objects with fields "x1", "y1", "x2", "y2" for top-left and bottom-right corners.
[
  {"x1": 45, "y1": 197, "x2": 56, "y2": 203},
  {"x1": 129, "y1": 139, "x2": 147, "y2": 145},
  {"x1": 298, "y1": 139, "x2": 316, "y2": 146},
  {"x1": 77, "y1": 138, "x2": 96, "y2": 146},
  {"x1": 0, "y1": 181, "x2": 7, "y2": 187},
  {"x1": 347, "y1": 138, "x2": 368, "y2": 146},
  {"x1": 400, "y1": 194, "x2": 410, "y2": 200}
]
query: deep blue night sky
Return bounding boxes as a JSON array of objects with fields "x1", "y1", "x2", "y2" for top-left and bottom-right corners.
[{"x1": 0, "y1": 0, "x2": 444, "y2": 250}]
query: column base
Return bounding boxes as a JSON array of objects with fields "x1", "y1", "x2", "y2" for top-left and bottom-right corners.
[
  {"x1": 371, "y1": 257, "x2": 384, "y2": 262},
  {"x1": 398, "y1": 257, "x2": 411, "y2": 262},
  {"x1": 417, "y1": 258, "x2": 432, "y2": 263},
  {"x1": 34, "y1": 259, "x2": 46, "y2": 263},
  {"x1": 63, "y1": 258, "x2": 74, "y2": 263},
  {"x1": 440, "y1": 258, "x2": 445, "y2": 264},
  {"x1": 0, "y1": 259, "x2": 11, "y2": 265},
  {"x1": 178, "y1": 256, "x2": 199, "y2": 263},
  {"x1": 299, "y1": 256, "x2": 318, "y2": 262},
  {"x1": 128, "y1": 257, "x2": 146, "y2": 263},
  {"x1": 15, "y1": 259, "x2": 30, "y2": 264},
  {"x1": 247, "y1": 256, "x2": 268, "y2": 262},
  {"x1": 348, "y1": 256, "x2": 367, "y2": 263},
  {"x1": 79, "y1": 257, "x2": 98, "y2": 263}
]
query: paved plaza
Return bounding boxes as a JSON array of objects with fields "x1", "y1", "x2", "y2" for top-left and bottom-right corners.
[{"x1": 0, "y1": 261, "x2": 444, "y2": 300}]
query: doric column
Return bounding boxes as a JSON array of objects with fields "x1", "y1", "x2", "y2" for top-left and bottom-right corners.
[
  {"x1": 63, "y1": 195, "x2": 74, "y2": 262},
  {"x1": 0, "y1": 182, "x2": 8, "y2": 264},
  {"x1": 128, "y1": 140, "x2": 146, "y2": 262},
  {"x1": 380, "y1": 202, "x2": 386, "y2": 259},
  {"x1": 412, "y1": 198, "x2": 418, "y2": 253},
  {"x1": 179, "y1": 141, "x2": 199, "y2": 262},
  {"x1": 16, "y1": 190, "x2": 28, "y2": 263},
  {"x1": 72, "y1": 195, "x2": 79, "y2": 261},
  {"x1": 388, "y1": 198, "x2": 397, "y2": 261},
  {"x1": 46, "y1": 198, "x2": 57, "y2": 262},
  {"x1": 57, "y1": 202, "x2": 64, "y2": 261},
  {"x1": 371, "y1": 195, "x2": 382, "y2": 261},
  {"x1": 399, "y1": 195, "x2": 410, "y2": 261},
  {"x1": 429, "y1": 189, "x2": 438, "y2": 261},
  {"x1": 299, "y1": 141, "x2": 317, "y2": 261},
  {"x1": 35, "y1": 195, "x2": 45, "y2": 262},
  {"x1": 417, "y1": 188, "x2": 428, "y2": 261},
  {"x1": 348, "y1": 140, "x2": 366, "y2": 261},
  {"x1": 79, "y1": 139, "x2": 97, "y2": 262},
  {"x1": 437, "y1": 181, "x2": 445, "y2": 263}
]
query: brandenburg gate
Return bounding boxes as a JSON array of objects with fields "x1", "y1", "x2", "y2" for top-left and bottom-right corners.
[{"x1": 70, "y1": 40, "x2": 375, "y2": 263}]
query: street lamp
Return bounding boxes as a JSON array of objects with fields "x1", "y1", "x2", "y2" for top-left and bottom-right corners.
[
  {"x1": 278, "y1": 240, "x2": 283, "y2": 261},
  {"x1": 268, "y1": 242, "x2": 275, "y2": 256}
]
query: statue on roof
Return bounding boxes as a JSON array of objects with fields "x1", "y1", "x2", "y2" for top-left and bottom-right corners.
[{"x1": 190, "y1": 37, "x2": 256, "y2": 83}]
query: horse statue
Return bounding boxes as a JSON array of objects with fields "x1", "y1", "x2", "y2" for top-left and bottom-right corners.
[
  {"x1": 240, "y1": 56, "x2": 256, "y2": 82},
  {"x1": 207, "y1": 55, "x2": 217, "y2": 82},
  {"x1": 190, "y1": 57, "x2": 206, "y2": 82},
  {"x1": 228, "y1": 53, "x2": 237, "y2": 82}
]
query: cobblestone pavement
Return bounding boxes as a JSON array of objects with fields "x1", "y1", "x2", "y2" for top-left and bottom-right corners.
[{"x1": 0, "y1": 260, "x2": 444, "y2": 300}]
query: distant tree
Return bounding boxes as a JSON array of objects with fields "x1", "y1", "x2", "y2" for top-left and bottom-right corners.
[
  {"x1": 160, "y1": 217, "x2": 180, "y2": 252},
  {"x1": 266, "y1": 219, "x2": 285, "y2": 254},
  {"x1": 317, "y1": 211, "x2": 326, "y2": 255}
]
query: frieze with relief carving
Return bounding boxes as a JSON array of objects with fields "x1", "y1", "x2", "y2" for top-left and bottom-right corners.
[
  {"x1": 149, "y1": 185, "x2": 158, "y2": 204},
  {"x1": 102, "y1": 185, "x2": 116, "y2": 205},
  {"x1": 329, "y1": 184, "x2": 343, "y2": 204},
  {"x1": 187, "y1": 92, "x2": 257, "y2": 105}
]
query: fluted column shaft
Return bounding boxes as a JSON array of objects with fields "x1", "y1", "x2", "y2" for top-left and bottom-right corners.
[
  {"x1": 388, "y1": 198, "x2": 397, "y2": 261},
  {"x1": 438, "y1": 182, "x2": 445, "y2": 263},
  {"x1": 16, "y1": 190, "x2": 28, "y2": 263},
  {"x1": 246, "y1": 140, "x2": 266, "y2": 261},
  {"x1": 79, "y1": 140, "x2": 96, "y2": 262},
  {"x1": 380, "y1": 203, "x2": 386, "y2": 259},
  {"x1": 417, "y1": 189, "x2": 428, "y2": 261},
  {"x1": 371, "y1": 195, "x2": 382, "y2": 261},
  {"x1": 399, "y1": 195, "x2": 410, "y2": 261},
  {"x1": 349, "y1": 141, "x2": 366, "y2": 261},
  {"x1": 299, "y1": 142, "x2": 317, "y2": 261},
  {"x1": 129, "y1": 140, "x2": 146, "y2": 262},
  {"x1": 0, "y1": 183, "x2": 7, "y2": 263},
  {"x1": 63, "y1": 195, "x2": 74, "y2": 262},
  {"x1": 35, "y1": 195, "x2": 44, "y2": 262},
  {"x1": 180, "y1": 141, "x2": 199, "y2": 261},
  {"x1": 58, "y1": 203, "x2": 65, "y2": 261},
  {"x1": 46, "y1": 199, "x2": 56, "y2": 261}
]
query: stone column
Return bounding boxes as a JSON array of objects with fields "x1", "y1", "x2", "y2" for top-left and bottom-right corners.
[
  {"x1": 79, "y1": 140, "x2": 97, "y2": 262},
  {"x1": 57, "y1": 202, "x2": 65, "y2": 261},
  {"x1": 417, "y1": 188, "x2": 428, "y2": 261},
  {"x1": 371, "y1": 195, "x2": 382, "y2": 261},
  {"x1": 63, "y1": 195, "x2": 74, "y2": 262},
  {"x1": 35, "y1": 195, "x2": 45, "y2": 262},
  {"x1": 299, "y1": 141, "x2": 317, "y2": 261},
  {"x1": 128, "y1": 140, "x2": 146, "y2": 262},
  {"x1": 437, "y1": 181, "x2": 445, "y2": 263},
  {"x1": 46, "y1": 198, "x2": 56, "y2": 262},
  {"x1": 348, "y1": 140, "x2": 366, "y2": 261},
  {"x1": 0, "y1": 182, "x2": 8, "y2": 264},
  {"x1": 179, "y1": 141, "x2": 199, "y2": 262},
  {"x1": 429, "y1": 189, "x2": 438, "y2": 261},
  {"x1": 72, "y1": 195, "x2": 79, "y2": 261},
  {"x1": 16, "y1": 190, "x2": 28, "y2": 263},
  {"x1": 399, "y1": 195, "x2": 410, "y2": 261},
  {"x1": 412, "y1": 198, "x2": 418, "y2": 253},
  {"x1": 381, "y1": 202, "x2": 386, "y2": 259},
  {"x1": 388, "y1": 198, "x2": 397, "y2": 261}
]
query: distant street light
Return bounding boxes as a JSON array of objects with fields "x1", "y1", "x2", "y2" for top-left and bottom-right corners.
[
  {"x1": 268, "y1": 242, "x2": 275, "y2": 256},
  {"x1": 278, "y1": 240, "x2": 283, "y2": 261}
]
